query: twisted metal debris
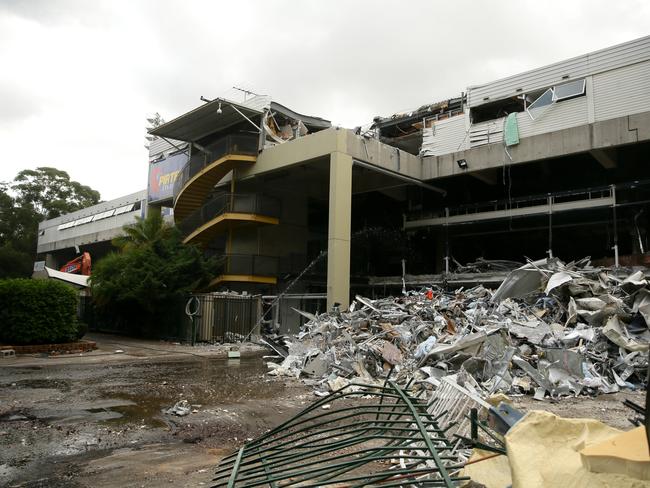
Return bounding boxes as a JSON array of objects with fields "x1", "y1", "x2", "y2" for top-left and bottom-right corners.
[
  {"x1": 268, "y1": 257, "x2": 650, "y2": 400},
  {"x1": 211, "y1": 381, "x2": 468, "y2": 487}
]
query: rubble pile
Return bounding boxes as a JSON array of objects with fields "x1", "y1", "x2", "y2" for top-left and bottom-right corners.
[{"x1": 267, "y1": 258, "x2": 650, "y2": 400}]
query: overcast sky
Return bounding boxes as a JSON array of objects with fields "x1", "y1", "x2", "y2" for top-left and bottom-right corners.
[{"x1": 1, "y1": 0, "x2": 649, "y2": 200}]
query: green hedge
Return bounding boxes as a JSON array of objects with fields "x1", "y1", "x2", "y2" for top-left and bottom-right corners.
[{"x1": 0, "y1": 279, "x2": 81, "y2": 345}]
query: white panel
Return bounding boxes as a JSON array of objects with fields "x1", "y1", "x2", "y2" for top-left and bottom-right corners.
[
  {"x1": 469, "y1": 118, "x2": 504, "y2": 147},
  {"x1": 593, "y1": 60, "x2": 650, "y2": 122},
  {"x1": 74, "y1": 216, "x2": 93, "y2": 226},
  {"x1": 420, "y1": 116, "x2": 468, "y2": 156},
  {"x1": 114, "y1": 203, "x2": 135, "y2": 216},
  {"x1": 468, "y1": 35, "x2": 650, "y2": 108},
  {"x1": 516, "y1": 96, "x2": 589, "y2": 138}
]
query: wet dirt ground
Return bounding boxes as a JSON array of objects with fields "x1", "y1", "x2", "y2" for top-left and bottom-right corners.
[
  {"x1": 0, "y1": 356, "x2": 311, "y2": 487},
  {"x1": 1, "y1": 342, "x2": 645, "y2": 487}
]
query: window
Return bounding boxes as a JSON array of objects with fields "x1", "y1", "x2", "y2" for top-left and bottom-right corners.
[
  {"x1": 526, "y1": 78, "x2": 586, "y2": 120},
  {"x1": 554, "y1": 79, "x2": 586, "y2": 101},
  {"x1": 471, "y1": 96, "x2": 525, "y2": 124},
  {"x1": 73, "y1": 216, "x2": 93, "y2": 226},
  {"x1": 57, "y1": 221, "x2": 76, "y2": 231},
  {"x1": 92, "y1": 209, "x2": 115, "y2": 221},
  {"x1": 114, "y1": 203, "x2": 135, "y2": 216},
  {"x1": 526, "y1": 88, "x2": 555, "y2": 120}
]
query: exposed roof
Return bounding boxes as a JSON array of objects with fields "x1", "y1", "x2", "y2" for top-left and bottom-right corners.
[
  {"x1": 150, "y1": 97, "x2": 332, "y2": 143},
  {"x1": 372, "y1": 96, "x2": 465, "y2": 129},
  {"x1": 270, "y1": 101, "x2": 331, "y2": 130},
  {"x1": 149, "y1": 98, "x2": 263, "y2": 142}
]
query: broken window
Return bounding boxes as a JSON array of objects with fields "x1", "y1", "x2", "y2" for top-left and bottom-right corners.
[
  {"x1": 471, "y1": 96, "x2": 525, "y2": 124},
  {"x1": 526, "y1": 87, "x2": 555, "y2": 120},
  {"x1": 526, "y1": 78, "x2": 587, "y2": 120}
]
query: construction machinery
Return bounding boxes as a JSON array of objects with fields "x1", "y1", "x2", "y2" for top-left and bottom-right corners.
[{"x1": 59, "y1": 252, "x2": 92, "y2": 275}]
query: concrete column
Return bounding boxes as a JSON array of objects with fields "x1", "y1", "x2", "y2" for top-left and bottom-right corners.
[{"x1": 327, "y1": 152, "x2": 352, "y2": 310}]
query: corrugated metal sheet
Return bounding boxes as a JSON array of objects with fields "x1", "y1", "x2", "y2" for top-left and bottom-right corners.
[
  {"x1": 148, "y1": 137, "x2": 187, "y2": 161},
  {"x1": 420, "y1": 116, "x2": 467, "y2": 156},
  {"x1": 593, "y1": 59, "x2": 650, "y2": 122},
  {"x1": 421, "y1": 97, "x2": 589, "y2": 156},
  {"x1": 468, "y1": 35, "x2": 650, "y2": 108},
  {"x1": 516, "y1": 96, "x2": 589, "y2": 138}
]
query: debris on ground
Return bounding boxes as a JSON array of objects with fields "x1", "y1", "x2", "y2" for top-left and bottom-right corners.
[
  {"x1": 165, "y1": 399, "x2": 192, "y2": 416},
  {"x1": 266, "y1": 257, "x2": 650, "y2": 402}
]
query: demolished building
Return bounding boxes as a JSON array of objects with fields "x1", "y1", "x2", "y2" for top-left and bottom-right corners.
[{"x1": 36, "y1": 35, "x2": 650, "y2": 335}]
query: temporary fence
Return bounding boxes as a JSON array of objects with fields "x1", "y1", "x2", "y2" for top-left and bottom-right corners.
[{"x1": 191, "y1": 292, "x2": 262, "y2": 343}]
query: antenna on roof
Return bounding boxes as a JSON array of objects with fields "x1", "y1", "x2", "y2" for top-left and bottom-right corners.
[
  {"x1": 144, "y1": 112, "x2": 165, "y2": 150},
  {"x1": 232, "y1": 86, "x2": 259, "y2": 101}
]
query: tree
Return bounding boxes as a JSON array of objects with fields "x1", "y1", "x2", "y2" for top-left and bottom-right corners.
[
  {"x1": 0, "y1": 167, "x2": 101, "y2": 279},
  {"x1": 12, "y1": 167, "x2": 101, "y2": 220},
  {"x1": 90, "y1": 212, "x2": 216, "y2": 338},
  {"x1": 112, "y1": 211, "x2": 174, "y2": 250}
]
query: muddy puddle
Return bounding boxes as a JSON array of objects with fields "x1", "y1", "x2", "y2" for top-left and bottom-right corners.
[
  {"x1": 94, "y1": 358, "x2": 281, "y2": 422},
  {"x1": 1, "y1": 356, "x2": 309, "y2": 486}
]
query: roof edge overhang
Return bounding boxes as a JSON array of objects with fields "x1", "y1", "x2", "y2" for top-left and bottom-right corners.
[{"x1": 149, "y1": 98, "x2": 263, "y2": 142}]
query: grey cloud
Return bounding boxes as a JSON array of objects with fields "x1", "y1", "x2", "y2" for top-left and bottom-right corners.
[
  {"x1": 0, "y1": 81, "x2": 42, "y2": 126},
  {"x1": 1, "y1": 0, "x2": 650, "y2": 199},
  {"x1": 0, "y1": 0, "x2": 115, "y2": 26}
]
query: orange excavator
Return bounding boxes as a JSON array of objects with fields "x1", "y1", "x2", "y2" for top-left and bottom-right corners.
[{"x1": 59, "y1": 252, "x2": 92, "y2": 275}]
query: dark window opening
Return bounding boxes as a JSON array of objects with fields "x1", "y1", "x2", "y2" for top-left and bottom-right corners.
[{"x1": 471, "y1": 96, "x2": 524, "y2": 124}]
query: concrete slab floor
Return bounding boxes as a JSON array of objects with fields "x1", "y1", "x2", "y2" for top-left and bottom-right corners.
[{"x1": 0, "y1": 338, "x2": 312, "y2": 487}]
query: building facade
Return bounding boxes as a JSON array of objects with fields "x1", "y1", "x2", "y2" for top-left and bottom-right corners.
[{"x1": 38, "y1": 35, "x2": 650, "y2": 330}]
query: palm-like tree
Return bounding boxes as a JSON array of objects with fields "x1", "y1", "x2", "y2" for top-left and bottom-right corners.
[{"x1": 112, "y1": 211, "x2": 175, "y2": 250}]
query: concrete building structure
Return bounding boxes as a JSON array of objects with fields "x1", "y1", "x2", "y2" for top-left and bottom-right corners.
[
  {"x1": 36, "y1": 190, "x2": 147, "y2": 270},
  {"x1": 147, "y1": 97, "x2": 430, "y2": 316},
  {"x1": 37, "y1": 35, "x2": 650, "y2": 332}
]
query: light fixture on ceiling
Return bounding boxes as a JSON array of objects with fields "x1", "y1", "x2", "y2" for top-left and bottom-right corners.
[
  {"x1": 217, "y1": 102, "x2": 223, "y2": 115},
  {"x1": 457, "y1": 159, "x2": 468, "y2": 169}
]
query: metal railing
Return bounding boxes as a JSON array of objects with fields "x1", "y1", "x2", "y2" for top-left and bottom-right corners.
[
  {"x1": 408, "y1": 184, "x2": 617, "y2": 222},
  {"x1": 207, "y1": 253, "x2": 280, "y2": 277},
  {"x1": 172, "y1": 134, "x2": 258, "y2": 201},
  {"x1": 178, "y1": 193, "x2": 281, "y2": 237}
]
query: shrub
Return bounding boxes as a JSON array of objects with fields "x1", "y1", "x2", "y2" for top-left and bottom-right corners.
[
  {"x1": 0, "y1": 279, "x2": 79, "y2": 344},
  {"x1": 75, "y1": 320, "x2": 88, "y2": 340}
]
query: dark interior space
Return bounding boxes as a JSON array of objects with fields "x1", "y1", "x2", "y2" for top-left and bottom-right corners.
[
  {"x1": 342, "y1": 142, "x2": 650, "y2": 277},
  {"x1": 470, "y1": 96, "x2": 525, "y2": 124}
]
